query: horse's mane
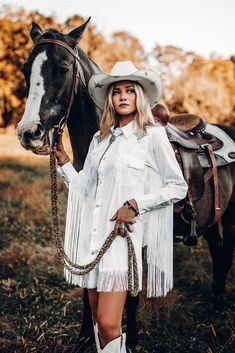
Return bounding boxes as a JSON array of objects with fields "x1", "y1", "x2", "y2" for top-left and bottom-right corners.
[
  {"x1": 76, "y1": 46, "x2": 102, "y2": 73},
  {"x1": 43, "y1": 29, "x2": 60, "y2": 36},
  {"x1": 87, "y1": 55, "x2": 101, "y2": 71}
]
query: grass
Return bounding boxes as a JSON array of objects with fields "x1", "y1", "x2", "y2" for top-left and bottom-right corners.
[{"x1": 0, "y1": 158, "x2": 234, "y2": 353}]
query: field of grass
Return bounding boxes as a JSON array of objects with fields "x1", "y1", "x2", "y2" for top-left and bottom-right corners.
[{"x1": 0, "y1": 156, "x2": 234, "y2": 353}]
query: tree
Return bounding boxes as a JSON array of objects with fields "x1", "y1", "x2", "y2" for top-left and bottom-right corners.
[
  {"x1": 168, "y1": 58, "x2": 235, "y2": 125},
  {"x1": 152, "y1": 44, "x2": 201, "y2": 100},
  {"x1": 0, "y1": 7, "x2": 60, "y2": 126}
]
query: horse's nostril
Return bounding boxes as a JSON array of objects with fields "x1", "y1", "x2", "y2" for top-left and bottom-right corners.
[
  {"x1": 23, "y1": 130, "x2": 34, "y2": 143},
  {"x1": 33, "y1": 126, "x2": 43, "y2": 139},
  {"x1": 22, "y1": 125, "x2": 44, "y2": 143}
]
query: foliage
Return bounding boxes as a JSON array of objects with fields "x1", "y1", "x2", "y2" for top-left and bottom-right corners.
[
  {"x1": 0, "y1": 7, "x2": 62, "y2": 127},
  {"x1": 168, "y1": 58, "x2": 235, "y2": 125},
  {"x1": 153, "y1": 45, "x2": 202, "y2": 99},
  {"x1": 152, "y1": 45, "x2": 235, "y2": 125},
  {"x1": 0, "y1": 158, "x2": 234, "y2": 352}
]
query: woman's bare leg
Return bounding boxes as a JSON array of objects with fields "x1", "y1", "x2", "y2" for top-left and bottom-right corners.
[{"x1": 97, "y1": 291, "x2": 127, "y2": 348}]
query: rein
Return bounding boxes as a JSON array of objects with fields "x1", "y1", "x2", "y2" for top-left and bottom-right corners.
[{"x1": 34, "y1": 38, "x2": 139, "y2": 296}]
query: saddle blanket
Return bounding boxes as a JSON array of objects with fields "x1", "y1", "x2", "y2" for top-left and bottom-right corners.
[{"x1": 198, "y1": 124, "x2": 235, "y2": 168}]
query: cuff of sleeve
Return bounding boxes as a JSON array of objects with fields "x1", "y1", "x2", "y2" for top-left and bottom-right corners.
[
  {"x1": 135, "y1": 193, "x2": 156, "y2": 215},
  {"x1": 59, "y1": 161, "x2": 78, "y2": 183},
  {"x1": 56, "y1": 161, "x2": 79, "y2": 188}
]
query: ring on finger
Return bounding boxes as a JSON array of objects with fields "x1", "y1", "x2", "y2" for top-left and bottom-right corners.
[{"x1": 120, "y1": 224, "x2": 127, "y2": 237}]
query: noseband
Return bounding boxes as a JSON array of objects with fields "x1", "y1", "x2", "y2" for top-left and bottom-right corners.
[{"x1": 32, "y1": 38, "x2": 86, "y2": 146}]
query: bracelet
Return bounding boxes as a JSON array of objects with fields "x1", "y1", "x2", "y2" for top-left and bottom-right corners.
[
  {"x1": 57, "y1": 155, "x2": 70, "y2": 166},
  {"x1": 124, "y1": 200, "x2": 139, "y2": 216}
]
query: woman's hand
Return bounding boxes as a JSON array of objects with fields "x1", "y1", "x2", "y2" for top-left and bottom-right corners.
[
  {"x1": 110, "y1": 199, "x2": 139, "y2": 237},
  {"x1": 53, "y1": 135, "x2": 70, "y2": 166}
]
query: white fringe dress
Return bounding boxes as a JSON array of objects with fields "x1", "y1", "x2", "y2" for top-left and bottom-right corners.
[{"x1": 57, "y1": 121, "x2": 188, "y2": 298}]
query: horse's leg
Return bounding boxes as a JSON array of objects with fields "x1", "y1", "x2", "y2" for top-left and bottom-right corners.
[
  {"x1": 79, "y1": 288, "x2": 94, "y2": 337},
  {"x1": 204, "y1": 207, "x2": 234, "y2": 310},
  {"x1": 72, "y1": 289, "x2": 94, "y2": 353},
  {"x1": 221, "y1": 202, "x2": 235, "y2": 294},
  {"x1": 125, "y1": 293, "x2": 140, "y2": 348},
  {"x1": 204, "y1": 223, "x2": 225, "y2": 306}
]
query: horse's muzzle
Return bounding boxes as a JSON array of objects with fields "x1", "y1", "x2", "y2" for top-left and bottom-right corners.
[{"x1": 17, "y1": 123, "x2": 51, "y2": 155}]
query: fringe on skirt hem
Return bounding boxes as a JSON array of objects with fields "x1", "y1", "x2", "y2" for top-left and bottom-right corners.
[{"x1": 64, "y1": 267, "x2": 143, "y2": 292}]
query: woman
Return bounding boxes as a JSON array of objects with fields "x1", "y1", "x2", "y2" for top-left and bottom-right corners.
[{"x1": 55, "y1": 61, "x2": 188, "y2": 353}]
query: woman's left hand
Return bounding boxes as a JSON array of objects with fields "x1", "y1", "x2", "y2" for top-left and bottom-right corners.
[{"x1": 110, "y1": 200, "x2": 138, "y2": 237}]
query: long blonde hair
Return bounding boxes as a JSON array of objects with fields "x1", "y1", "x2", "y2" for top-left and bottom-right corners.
[{"x1": 99, "y1": 82, "x2": 156, "y2": 138}]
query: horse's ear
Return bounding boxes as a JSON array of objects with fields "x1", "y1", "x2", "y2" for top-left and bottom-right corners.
[
  {"x1": 30, "y1": 22, "x2": 43, "y2": 43},
  {"x1": 68, "y1": 17, "x2": 91, "y2": 44}
]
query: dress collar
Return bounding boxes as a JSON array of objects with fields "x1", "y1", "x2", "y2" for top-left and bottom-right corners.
[{"x1": 110, "y1": 120, "x2": 136, "y2": 138}]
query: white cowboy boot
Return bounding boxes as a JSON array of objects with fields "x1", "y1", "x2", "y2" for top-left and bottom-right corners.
[
  {"x1": 94, "y1": 324, "x2": 127, "y2": 353},
  {"x1": 100, "y1": 335, "x2": 124, "y2": 352},
  {"x1": 120, "y1": 333, "x2": 127, "y2": 353},
  {"x1": 94, "y1": 323, "x2": 100, "y2": 350}
]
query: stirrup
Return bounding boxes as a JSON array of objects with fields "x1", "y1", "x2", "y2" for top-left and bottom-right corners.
[{"x1": 183, "y1": 217, "x2": 198, "y2": 246}]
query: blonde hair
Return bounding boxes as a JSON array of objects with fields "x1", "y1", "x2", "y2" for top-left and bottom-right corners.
[{"x1": 99, "y1": 82, "x2": 156, "y2": 138}]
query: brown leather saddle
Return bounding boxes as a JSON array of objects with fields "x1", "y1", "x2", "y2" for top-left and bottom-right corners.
[
  {"x1": 166, "y1": 114, "x2": 222, "y2": 199},
  {"x1": 164, "y1": 114, "x2": 223, "y2": 245},
  {"x1": 167, "y1": 114, "x2": 222, "y2": 150}
]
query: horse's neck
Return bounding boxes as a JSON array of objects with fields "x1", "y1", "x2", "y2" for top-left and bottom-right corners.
[{"x1": 67, "y1": 53, "x2": 101, "y2": 171}]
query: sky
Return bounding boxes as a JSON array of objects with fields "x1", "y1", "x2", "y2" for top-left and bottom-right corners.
[{"x1": 0, "y1": 0, "x2": 234, "y2": 58}]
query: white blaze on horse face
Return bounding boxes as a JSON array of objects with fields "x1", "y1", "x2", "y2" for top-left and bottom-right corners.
[{"x1": 17, "y1": 51, "x2": 47, "y2": 138}]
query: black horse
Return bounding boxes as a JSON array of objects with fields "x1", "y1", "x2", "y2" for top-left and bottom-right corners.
[{"x1": 17, "y1": 20, "x2": 235, "y2": 352}]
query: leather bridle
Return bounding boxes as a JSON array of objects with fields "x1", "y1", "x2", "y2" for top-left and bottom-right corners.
[{"x1": 32, "y1": 38, "x2": 86, "y2": 146}]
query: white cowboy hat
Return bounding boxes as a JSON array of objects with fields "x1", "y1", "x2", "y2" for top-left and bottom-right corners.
[{"x1": 88, "y1": 61, "x2": 162, "y2": 109}]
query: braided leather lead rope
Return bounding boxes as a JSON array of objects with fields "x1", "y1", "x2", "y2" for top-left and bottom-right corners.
[{"x1": 49, "y1": 153, "x2": 139, "y2": 296}]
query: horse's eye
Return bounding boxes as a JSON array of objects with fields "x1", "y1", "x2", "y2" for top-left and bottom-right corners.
[{"x1": 59, "y1": 66, "x2": 69, "y2": 74}]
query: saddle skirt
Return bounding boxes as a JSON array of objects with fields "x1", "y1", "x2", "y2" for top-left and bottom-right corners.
[{"x1": 198, "y1": 124, "x2": 235, "y2": 168}]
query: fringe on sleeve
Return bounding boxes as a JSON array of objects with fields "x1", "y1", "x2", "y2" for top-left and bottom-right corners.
[
  {"x1": 142, "y1": 168, "x2": 174, "y2": 298},
  {"x1": 63, "y1": 184, "x2": 86, "y2": 283}
]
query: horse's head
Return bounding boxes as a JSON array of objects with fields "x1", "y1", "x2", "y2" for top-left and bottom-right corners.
[{"x1": 17, "y1": 18, "x2": 90, "y2": 154}]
